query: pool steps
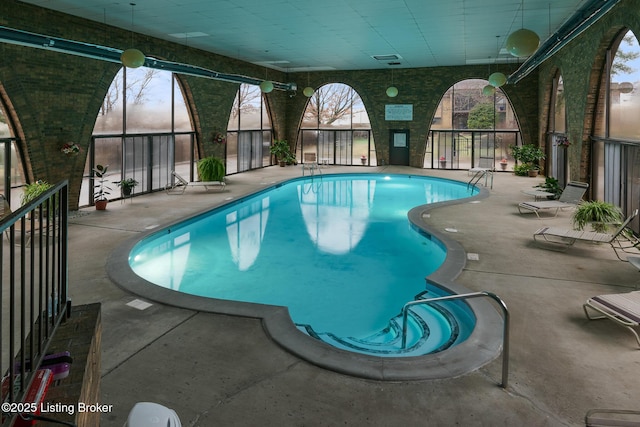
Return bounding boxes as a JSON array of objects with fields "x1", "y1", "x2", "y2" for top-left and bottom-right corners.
[{"x1": 297, "y1": 291, "x2": 461, "y2": 357}]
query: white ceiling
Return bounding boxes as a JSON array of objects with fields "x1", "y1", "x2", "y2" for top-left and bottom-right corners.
[{"x1": 19, "y1": 0, "x2": 589, "y2": 71}]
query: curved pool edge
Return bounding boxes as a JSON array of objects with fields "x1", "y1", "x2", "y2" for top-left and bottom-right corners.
[{"x1": 106, "y1": 174, "x2": 505, "y2": 381}]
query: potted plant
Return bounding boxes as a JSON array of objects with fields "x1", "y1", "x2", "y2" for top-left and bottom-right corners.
[
  {"x1": 270, "y1": 140, "x2": 293, "y2": 167},
  {"x1": 535, "y1": 176, "x2": 563, "y2": 199},
  {"x1": 439, "y1": 156, "x2": 447, "y2": 168},
  {"x1": 116, "y1": 178, "x2": 139, "y2": 197},
  {"x1": 93, "y1": 164, "x2": 111, "y2": 210},
  {"x1": 572, "y1": 200, "x2": 623, "y2": 233},
  {"x1": 510, "y1": 144, "x2": 545, "y2": 177},
  {"x1": 361, "y1": 154, "x2": 367, "y2": 165},
  {"x1": 197, "y1": 156, "x2": 225, "y2": 182},
  {"x1": 499, "y1": 158, "x2": 508, "y2": 171},
  {"x1": 21, "y1": 180, "x2": 53, "y2": 206}
]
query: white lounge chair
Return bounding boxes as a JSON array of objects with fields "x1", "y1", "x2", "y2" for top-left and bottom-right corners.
[
  {"x1": 165, "y1": 171, "x2": 226, "y2": 195},
  {"x1": 518, "y1": 181, "x2": 588, "y2": 218},
  {"x1": 533, "y1": 209, "x2": 639, "y2": 260},
  {"x1": 583, "y1": 290, "x2": 640, "y2": 348}
]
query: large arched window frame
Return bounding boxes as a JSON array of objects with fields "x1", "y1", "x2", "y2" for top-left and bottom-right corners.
[
  {"x1": 298, "y1": 83, "x2": 375, "y2": 166},
  {"x1": 226, "y1": 84, "x2": 273, "y2": 174},
  {"x1": 592, "y1": 28, "x2": 640, "y2": 231},
  {"x1": 0, "y1": 91, "x2": 27, "y2": 210},
  {"x1": 85, "y1": 67, "x2": 197, "y2": 206},
  {"x1": 548, "y1": 73, "x2": 568, "y2": 187},
  {"x1": 426, "y1": 79, "x2": 521, "y2": 170}
]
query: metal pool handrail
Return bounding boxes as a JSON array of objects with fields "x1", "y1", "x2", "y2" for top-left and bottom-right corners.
[{"x1": 401, "y1": 291, "x2": 510, "y2": 388}]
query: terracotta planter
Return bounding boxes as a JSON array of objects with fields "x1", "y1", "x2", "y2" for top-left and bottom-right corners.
[
  {"x1": 528, "y1": 169, "x2": 539, "y2": 177},
  {"x1": 95, "y1": 199, "x2": 108, "y2": 210}
]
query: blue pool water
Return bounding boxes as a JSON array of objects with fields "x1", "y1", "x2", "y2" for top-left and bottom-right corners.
[{"x1": 129, "y1": 174, "x2": 478, "y2": 353}]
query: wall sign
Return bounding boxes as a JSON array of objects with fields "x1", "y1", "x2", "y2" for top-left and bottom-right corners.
[{"x1": 385, "y1": 104, "x2": 413, "y2": 121}]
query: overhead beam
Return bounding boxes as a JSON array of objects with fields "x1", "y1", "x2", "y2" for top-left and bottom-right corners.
[
  {"x1": 0, "y1": 25, "x2": 296, "y2": 92},
  {"x1": 507, "y1": 0, "x2": 622, "y2": 84}
]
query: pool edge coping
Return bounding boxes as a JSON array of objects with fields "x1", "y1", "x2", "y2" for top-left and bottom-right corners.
[{"x1": 106, "y1": 173, "x2": 504, "y2": 381}]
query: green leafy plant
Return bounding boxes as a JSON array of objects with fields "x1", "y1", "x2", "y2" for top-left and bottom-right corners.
[
  {"x1": 510, "y1": 144, "x2": 545, "y2": 173},
  {"x1": 197, "y1": 156, "x2": 225, "y2": 182},
  {"x1": 535, "y1": 177, "x2": 563, "y2": 199},
  {"x1": 21, "y1": 180, "x2": 53, "y2": 206},
  {"x1": 572, "y1": 200, "x2": 623, "y2": 233},
  {"x1": 116, "y1": 178, "x2": 139, "y2": 196},
  {"x1": 512, "y1": 163, "x2": 531, "y2": 176},
  {"x1": 94, "y1": 164, "x2": 111, "y2": 201},
  {"x1": 270, "y1": 140, "x2": 293, "y2": 164}
]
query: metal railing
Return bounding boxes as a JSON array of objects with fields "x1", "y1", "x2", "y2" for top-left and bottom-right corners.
[
  {"x1": 0, "y1": 181, "x2": 69, "y2": 426},
  {"x1": 400, "y1": 291, "x2": 510, "y2": 388}
]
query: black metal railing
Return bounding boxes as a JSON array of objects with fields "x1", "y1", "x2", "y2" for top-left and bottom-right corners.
[{"x1": 0, "y1": 181, "x2": 69, "y2": 426}]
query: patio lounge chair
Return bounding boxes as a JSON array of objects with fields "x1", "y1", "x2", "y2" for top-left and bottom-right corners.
[
  {"x1": 583, "y1": 290, "x2": 640, "y2": 348},
  {"x1": 518, "y1": 181, "x2": 589, "y2": 218},
  {"x1": 165, "y1": 171, "x2": 226, "y2": 195},
  {"x1": 533, "y1": 209, "x2": 639, "y2": 260}
]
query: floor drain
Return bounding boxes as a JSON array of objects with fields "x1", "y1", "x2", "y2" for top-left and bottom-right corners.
[
  {"x1": 444, "y1": 227, "x2": 458, "y2": 233},
  {"x1": 467, "y1": 253, "x2": 480, "y2": 261}
]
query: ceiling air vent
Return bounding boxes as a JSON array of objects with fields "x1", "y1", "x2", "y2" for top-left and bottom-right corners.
[{"x1": 372, "y1": 54, "x2": 402, "y2": 61}]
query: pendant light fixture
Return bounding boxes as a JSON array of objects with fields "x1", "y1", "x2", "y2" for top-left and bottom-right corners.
[
  {"x1": 120, "y1": 3, "x2": 145, "y2": 68},
  {"x1": 303, "y1": 72, "x2": 314, "y2": 97},
  {"x1": 488, "y1": 36, "x2": 507, "y2": 87},
  {"x1": 260, "y1": 68, "x2": 274, "y2": 93},
  {"x1": 482, "y1": 85, "x2": 496, "y2": 96},
  {"x1": 386, "y1": 69, "x2": 398, "y2": 98},
  {"x1": 506, "y1": 0, "x2": 540, "y2": 57}
]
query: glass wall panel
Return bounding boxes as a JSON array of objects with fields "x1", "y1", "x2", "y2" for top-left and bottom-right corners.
[
  {"x1": 553, "y1": 76, "x2": 566, "y2": 133},
  {"x1": 126, "y1": 67, "x2": 173, "y2": 133},
  {"x1": 94, "y1": 69, "x2": 124, "y2": 134},
  {"x1": 609, "y1": 30, "x2": 640, "y2": 140},
  {"x1": 227, "y1": 84, "x2": 274, "y2": 174},
  {"x1": 299, "y1": 83, "x2": 375, "y2": 166},
  {"x1": 427, "y1": 79, "x2": 521, "y2": 169},
  {"x1": 174, "y1": 80, "x2": 192, "y2": 132}
]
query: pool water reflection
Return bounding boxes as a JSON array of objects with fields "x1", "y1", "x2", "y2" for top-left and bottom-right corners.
[{"x1": 129, "y1": 174, "x2": 477, "y2": 339}]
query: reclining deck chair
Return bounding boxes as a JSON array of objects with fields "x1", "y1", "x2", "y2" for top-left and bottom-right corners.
[
  {"x1": 533, "y1": 209, "x2": 639, "y2": 260},
  {"x1": 518, "y1": 181, "x2": 589, "y2": 218},
  {"x1": 165, "y1": 171, "x2": 226, "y2": 195},
  {"x1": 583, "y1": 290, "x2": 640, "y2": 348}
]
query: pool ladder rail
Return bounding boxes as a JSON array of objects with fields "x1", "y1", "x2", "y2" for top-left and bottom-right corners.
[
  {"x1": 467, "y1": 168, "x2": 493, "y2": 190},
  {"x1": 401, "y1": 291, "x2": 510, "y2": 388},
  {"x1": 297, "y1": 291, "x2": 468, "y2": 357}
]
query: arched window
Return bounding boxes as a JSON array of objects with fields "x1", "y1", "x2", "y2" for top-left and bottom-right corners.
[
  {"x1": 427, "y1": 79, "x2": 520, "y2": 171},
  {"x1": 548, "y1": 73, "x2": 568, "y2": 186},
  {"x1": 298, "y1": 83, "x2": 375, "y2": 166},
  {"x1": 0, "y1": 92, "x2": 26, "y2": 210},
  {"x1": 226, "y1": 84, "x2": 273, "y2": 174},
  {"x1": 86, "y1": 67, "x2": 196, "y2": 206},
  {"x1": 592, "y1": 29, "x2": 640, "y2": 227}
]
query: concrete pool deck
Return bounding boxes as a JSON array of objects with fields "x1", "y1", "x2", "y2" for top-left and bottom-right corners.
[{"x1": 67, "y1": 166, "x2": 640, "y2": 426}]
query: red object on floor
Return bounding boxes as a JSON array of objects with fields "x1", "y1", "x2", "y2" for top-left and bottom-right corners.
[{"x1": 14, "y1": 369, "x2": 53, "y2": 427}]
